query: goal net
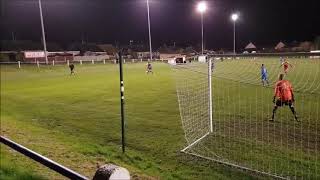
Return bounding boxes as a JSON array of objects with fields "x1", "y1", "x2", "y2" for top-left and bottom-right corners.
[{"x1": 171, "y1": 57, "x2": 320, "y2": 179}]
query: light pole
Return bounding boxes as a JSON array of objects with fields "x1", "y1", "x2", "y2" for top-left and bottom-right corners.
[
  {"x1": 147, "y1": 0, "x2": 153, "y2": 61},
  {"x1": 38, "y1": 0, "x2": 48, "y2": 64},
  {"x1": 197, "y1": 1, "x2": 212, "y2": 132},
  {"x1": 197, "y1": 1, "x2": 207, "y2": 55},
  {"x1": 231, "y1": 13, "x2": 239, "y2": 55}
]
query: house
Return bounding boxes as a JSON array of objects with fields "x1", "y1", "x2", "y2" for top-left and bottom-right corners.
[
  {"x1": 136, "y1": 51, "x2": 159, "y2": 59},
  {"x1": 296, "y1": 41, "x2": 315, "y2": 52},
  {"x1": 0, "y1": 51, "x2": 19, "y2": 61},
  {"x1": 182, "y1": 46, "x2": 198, "y2": 56},
  {"x1": 159, "y1": 53, "x2": 182, "y2": 60},
  {"x1": 23, "y1": 51, "x2": 74, "y2": 63},
  {"x1": 275, "y1": 41, "x2": 286, "y2": 51},
  {"x1": 97, "y1": 44, "x2": 118, "y2": 56},
  {"x1": 279, "y1": 41, "x2": 315, "y2": 52},
  {"x1": 244, "y1": 42, "x2": 257, "y2": 53},
  {"x1": 126, "y1": 46, "x2": 159, "y2": 59},
  {"x1": 158, "y1": 45, "x2": 184, "y2": 60},
  {"x1": 67, "y1": 43, "x2": 104, "y2": 55}
]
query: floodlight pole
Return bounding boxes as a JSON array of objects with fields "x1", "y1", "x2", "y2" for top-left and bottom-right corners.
[
  {"x1": 38, "y1": 0, "x2": 48, "y2": 65},
  {"x1": 233, "y1": 20, "x2": 236, "y2": 55},
  {"x1": 201, "y1": 13, "x2": 204, "y2": 55},
  {"x1": 147, "y1": 0, "x2": 153, "y2": 61},
  {"x1": 12, "y1": 32, "x2": 15, "y2": 41},
  {"x1": 119, "y1": 51, "x2": 126, "y2": 153}
]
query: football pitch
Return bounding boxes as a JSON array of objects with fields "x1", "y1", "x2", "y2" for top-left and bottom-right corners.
[{"x1": 1, "y1": 58, "x2": 319, "y2": 179}]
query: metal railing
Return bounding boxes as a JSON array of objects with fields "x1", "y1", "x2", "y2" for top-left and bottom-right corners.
[{"x1": 1, "y1": 135, "x2": 89, "y2": 180}]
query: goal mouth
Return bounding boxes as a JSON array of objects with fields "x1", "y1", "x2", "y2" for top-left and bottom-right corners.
[{"x1": 171, "y1": 57, "x2": 320, "y2": 179}]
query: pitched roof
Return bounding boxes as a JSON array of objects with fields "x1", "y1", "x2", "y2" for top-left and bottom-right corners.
[
  {"x1": 245, "y1": 42, "x2": 256, "y2": 49},
  {"x1": 158, "y1": 45, "x2": 183, "y2": 54},
  {"x1": 275, "y1": 42, "x2": 285, "y2": 49},
  {"x1": 67, "y1": 43, "x2": 103, "y2": 52},
  {"x1": 97, "y1": 44, "x2": 118, "y2": 54}
]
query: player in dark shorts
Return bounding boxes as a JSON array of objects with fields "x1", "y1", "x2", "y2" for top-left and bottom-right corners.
[
  {"x1": 271, "y1": 74, "x2": 298, "y2": 121},
  {"x1": 69, "y1": 63, "x2": 75, "y2": 75},
  {"x1": 146, "y1": 62, "x2": 153, "y2": 74},
  {"x1": 210, "y1": 58, "x2": 215, "y2": 72}
]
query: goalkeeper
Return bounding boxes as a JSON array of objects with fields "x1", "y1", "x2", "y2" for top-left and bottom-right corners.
[{"x1": 271, "y1": 74, "x2": 298, "y2": 122}]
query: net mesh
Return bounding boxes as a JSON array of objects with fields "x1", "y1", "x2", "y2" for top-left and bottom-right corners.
[
  {"x1": 172, "y1": 63, "x2": 210, "y2": 145},
  {"x1": 172, "y1": 57, "x2": 320, "y2": 179}
]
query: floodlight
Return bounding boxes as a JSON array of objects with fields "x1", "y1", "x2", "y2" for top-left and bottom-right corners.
[
  {"x1": 231, "y1": 13, "x2": 239, "y2": 21},
  {"x1": 197, "y1": 1, "x2": 207, "y2": 13}
]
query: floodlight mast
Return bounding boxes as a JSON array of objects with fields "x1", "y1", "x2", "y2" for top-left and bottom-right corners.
[
  {"x1": 231, "y1": 13, "x2": 239, "y2": 55},
  {"x1": 197, "y1": 1, "x2": 212, "y2": 133},
  {"x1": 197, "y1": 1, "x2": 207, "y2": 55},
  {"x1": 38, "y1": 0, "x2": 48, "y2": 64},
  {"x1": 147, "y1": 0, "x2": 153, "y2": 61}
]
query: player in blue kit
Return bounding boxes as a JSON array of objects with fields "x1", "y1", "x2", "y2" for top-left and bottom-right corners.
[{"x1": 261, "y1": 64, "x2": 269, "y2": 86}]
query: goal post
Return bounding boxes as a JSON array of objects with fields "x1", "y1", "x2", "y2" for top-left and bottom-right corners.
[
  {"x1": 171, "y1": 59, "x2": 211, "y2": 145},
  {"x1": 170, "y1": 56, "x2": 320, "y2": 179},
  {"x1": 208, "y1": 57, "x2": 213, "y2": 133},
  {"x1": 171, "y1": 56, "x2": 214, "y2": 150}
]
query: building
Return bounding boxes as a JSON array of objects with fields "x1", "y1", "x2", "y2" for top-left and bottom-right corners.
[
  {"x1": 244, "y1": 42, "x2": 257, "y2": 53},
  {"x1": 97, "y1": 44, "x2": 118, "y2": 56},
  {"x1": 275, "y1": 41, "x2": 286, "y2": 51}
]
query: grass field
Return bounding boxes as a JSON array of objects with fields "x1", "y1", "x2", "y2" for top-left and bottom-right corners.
[{"x1": 1, "y1": 58, "x2": 319, "y2": 179}]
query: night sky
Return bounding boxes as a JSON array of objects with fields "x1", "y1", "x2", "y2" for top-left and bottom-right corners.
[{"x1": 1, "y1": 0, "x2": 319, "y2": 50}]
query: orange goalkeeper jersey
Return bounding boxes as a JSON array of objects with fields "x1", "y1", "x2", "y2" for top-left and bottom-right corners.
[{"x1": 274, "y1": 80, "x2": 293, "y2": 101}]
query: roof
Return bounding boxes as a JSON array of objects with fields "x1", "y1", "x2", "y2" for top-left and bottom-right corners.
[
  {"x1": 275, "y1": 42, "x2": 285, "y2": 49},
  {"x1": 245, "y1": 42, "x2": 257, "y2": 49},
  {"x1": 128, "y1": 45, "x2": 149, "y2": 52},
  {"x1": 67, "y1": 43, "x2": 103, "y2": 52},
  {"x1": 97, "y1": 44, "x2": 118, "y2": 54},
  {"x1": 158, "y1": 45, "x2": 183, "y2": 54},
  {"x1": 0, "y1": 51, "x2": 18, "y2": 54}
]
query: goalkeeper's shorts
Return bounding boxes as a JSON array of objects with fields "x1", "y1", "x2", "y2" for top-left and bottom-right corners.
[{"x1": 275, "y1": 99, "x2": 293, "y2": 107}]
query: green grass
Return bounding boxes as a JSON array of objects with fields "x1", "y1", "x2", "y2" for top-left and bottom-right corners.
[
  {"x1": 0, "y1": 152, "x2": 45, "y2": 180},
  {"x1": 0, "y1": 59, "x2": 319, "y2": 179},
  {"x1": 1, "y1": 62, "x2": 257, "y2": 179}
]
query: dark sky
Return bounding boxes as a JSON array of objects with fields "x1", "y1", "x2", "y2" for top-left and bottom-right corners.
[{"x1": 1, "y1": 0, "x2": 319, "y2": 50}]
